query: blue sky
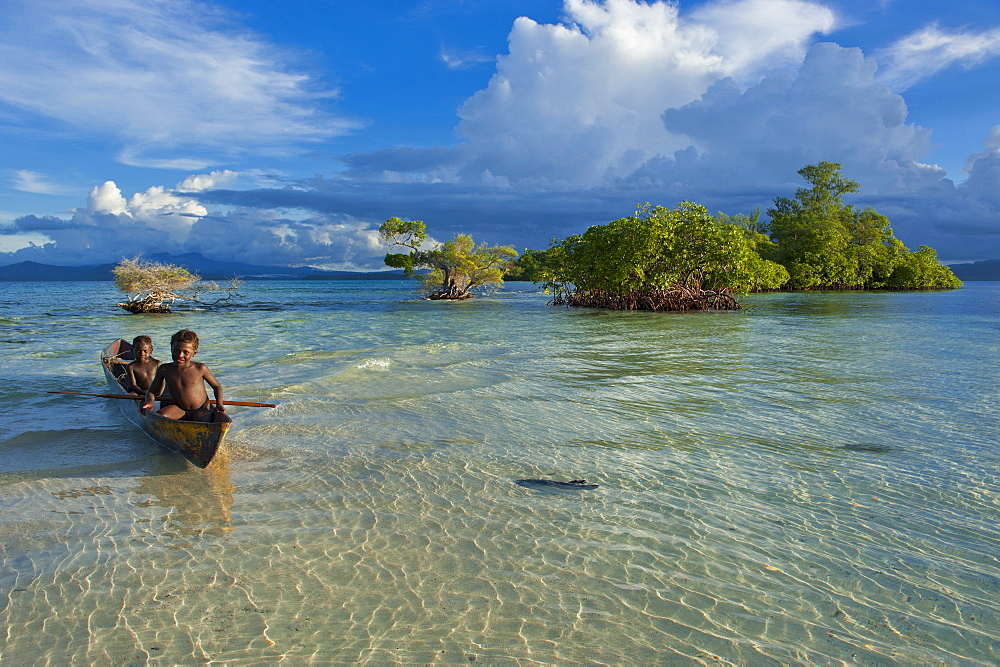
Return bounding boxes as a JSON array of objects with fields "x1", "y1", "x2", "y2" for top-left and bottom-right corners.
[{"x1": 2, "y1": 0, "x2": 999, "y2": 268}]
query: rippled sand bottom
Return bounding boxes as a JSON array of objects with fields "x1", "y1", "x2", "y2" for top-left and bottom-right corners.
[
  {"x1": 2, "y1": 283, "x2": 999, "y2": 663},
  {"x1": 4, "y1": 430, "x2": 998, "y2": 664}
]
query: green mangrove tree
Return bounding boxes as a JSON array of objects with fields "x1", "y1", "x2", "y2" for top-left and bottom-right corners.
[
  {"x1": 536, "y1": 202, "x2": 788, "y2": 311},
  {"x1": 379, "y1": 217, "x2": 518, "y2": 300},
  {"x1": 766, "y1": 162, "x2": 961, "y2": 290}
]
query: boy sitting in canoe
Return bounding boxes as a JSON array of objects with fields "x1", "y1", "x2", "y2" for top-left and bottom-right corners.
[
  {"x1": 125, "y1": 335, "x2": 160, "y2": 395},
  {"x1": 141, "y1": 329, "x2": 226, "y2": 422}
]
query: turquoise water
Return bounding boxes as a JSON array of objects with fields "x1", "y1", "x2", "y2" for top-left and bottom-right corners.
[{"x1": 1, "y1": 280, "x2": 998, "y2": 663}]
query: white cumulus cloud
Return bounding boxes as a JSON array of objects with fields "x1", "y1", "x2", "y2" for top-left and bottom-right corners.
[
  {"x1": 450, "y1": 0, "x2": 836, "y2": 187},
  {"x1": 87, "y1": 182, "x2": 131, "y2": 216},
  {"x1": 648, "y1": 42, "x2": 941, "y2": 196},
  {"x1": 690, "y1": 0, "x2": 837, "y2": 77},
  {"x1": 961, "y1": 125, "x2": 1000, "y2": 211},
  {"x1": 177, "y1": 170, "x2": 243, "y2": 192},
  {"x1": 2, "y1": 174, "x2": 391, "y2": 269}
]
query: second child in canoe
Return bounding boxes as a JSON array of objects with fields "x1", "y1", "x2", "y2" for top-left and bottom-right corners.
[
  {"x1": 142, "y1": 329, "x2": 227, "y2": 422},
  {"x1": 125, "y1": 335, "x2": 160, "y2": 394}
]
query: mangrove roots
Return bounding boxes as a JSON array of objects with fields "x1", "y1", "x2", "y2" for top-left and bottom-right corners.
[{"x1": 552, "y1": 286, "x2": 741, "y2": 312}]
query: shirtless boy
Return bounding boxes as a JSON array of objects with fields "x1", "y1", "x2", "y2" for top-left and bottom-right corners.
[
  {"x1": 125, "y1": 335, "x2": 160, "y2": 394},
  {"x1": 142, "y1": 329, "x2": 226, "y2": 422}
]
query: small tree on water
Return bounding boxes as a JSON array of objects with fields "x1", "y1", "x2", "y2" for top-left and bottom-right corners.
[
  {"x1": 113, "y1": 257, "x2": 243, "y2": 313},
  {"x1": 379, "y1": 218, "x2": 518, "y2": 300}
]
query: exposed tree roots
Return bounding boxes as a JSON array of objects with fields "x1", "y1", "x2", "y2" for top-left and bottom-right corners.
[
  {"x1": 553, "y1": 286, "x2": 741, "y2": 311},
  {"x1": 117, "y1": 280, "x2": 243, "y2": 313},
  {"x1": 117, "y1": 292, "x2": 175, "y2": 314},
  {"x1": 425, "y1": 289, "x2": 473, "y2": 300}
]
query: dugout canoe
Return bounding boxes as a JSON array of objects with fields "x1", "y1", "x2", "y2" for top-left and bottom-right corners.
[{"x1": 101, "y1": 338, "x2": 231, "y2": 468}]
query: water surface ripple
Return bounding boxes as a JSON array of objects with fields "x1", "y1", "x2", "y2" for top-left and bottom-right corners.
[{"x1": 1, "y1": 280, "x2": 998, "y2": 663}]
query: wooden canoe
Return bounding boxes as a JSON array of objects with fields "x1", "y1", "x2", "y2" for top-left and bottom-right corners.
[{"x1": 101, "y1": 339, "x2": 231, "y2": 468}]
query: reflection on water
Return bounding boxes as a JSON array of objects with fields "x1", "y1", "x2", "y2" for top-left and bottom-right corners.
[{"x1": 131, "y1": 452, "x2": 235, "y2": 539}]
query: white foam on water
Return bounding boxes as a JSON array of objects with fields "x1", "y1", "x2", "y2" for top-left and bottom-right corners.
[{"x1": 356, "y1": 358, "x2": 392, "y2": 371}]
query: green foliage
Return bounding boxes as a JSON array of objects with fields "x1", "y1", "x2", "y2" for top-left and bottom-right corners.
[
  {"x1": 716, "y1": 207, "x2": 767, "y2": 234},
  {"x1": 766, "y1": 162, "x2": 858, "y2": 288},
  {"x1": 378, "y1": 218, "x2": 518, "y2": 299},
  {"x1": 506, "y1": 248, "x2": 550, "y2": 281},
  {"x1": 766, "y1": 162, "x2": 960, "y2": 290},
  {"x1": 379, "y1": 217, "x2": 428, "y2": 250},
  {"x1": 511, "y1": 240, "x2": 578, "y2": 296},
  {"x1": 538, "y1": 202, "x2": 787, "y2": 309},
  {"x1": 886, "y1": 246, "x2": 964, "y2": 289},
  {"x1": 521, "y1": 162, "x2": 959, "y2": 310},
  {"x1": 384, "y1": 252, "x2": 417, "y2": 275}
]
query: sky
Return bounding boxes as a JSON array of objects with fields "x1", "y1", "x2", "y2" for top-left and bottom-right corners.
[{"x1": 1, "y1": 0, "x2": 999, "y2": 269}]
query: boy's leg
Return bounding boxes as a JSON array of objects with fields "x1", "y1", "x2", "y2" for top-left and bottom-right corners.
[
  {"x1": 210, "y1": 409, "x2": 232, "y2": 424},
  {"x1": 186, "y1": 407, "x2": 213, "y2": 422},
  {"x1": 158, "y1": 404, "x2": 185, "y2": 419}
]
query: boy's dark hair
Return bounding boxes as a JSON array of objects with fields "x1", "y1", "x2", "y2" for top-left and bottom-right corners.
[
  {"x1": 132, "y1": 335, "x2": 152, "y2": 348},
  {"x1": 171, "y1": 329, "x2": 199, "y2": 350}
]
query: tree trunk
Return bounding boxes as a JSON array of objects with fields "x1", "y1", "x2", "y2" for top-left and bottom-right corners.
[
  {"x1": 426, "y1": 273, "x2": 473, "y2": 299},
  {"x1": 426, "y1": 287, "x2": 472, "y2": 300}
]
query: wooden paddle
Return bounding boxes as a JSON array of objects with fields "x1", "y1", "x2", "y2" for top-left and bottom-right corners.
[{"x1": 48, "y1": 391, "x2": 276, "y2": 408}]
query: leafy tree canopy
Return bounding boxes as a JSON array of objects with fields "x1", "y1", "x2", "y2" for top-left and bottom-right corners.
[
  {"x1": 379, "y1": 217, "x2": 518, "y2": 300},
  {"x1": 536, "y1": 202, "x2": 788, "y2": 311},
  {"x1": 766, "y1": 161, "x2": 961, "y2": 290}
]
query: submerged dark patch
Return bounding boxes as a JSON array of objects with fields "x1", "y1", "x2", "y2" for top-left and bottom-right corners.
[
  {"x1": 842, "y1": 443, "x2": 893, "y2": 453},
  {"x1": 515, "y1": 478, "x2": 599, "y2": 491}
]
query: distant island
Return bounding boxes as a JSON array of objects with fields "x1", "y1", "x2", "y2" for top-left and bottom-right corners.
[
  {"x1": 946, "y1": 259, "x2": 1000, "y2": 282},
  {"x1": 0, "y1": 252, "x2": 406, "y2": 281}
]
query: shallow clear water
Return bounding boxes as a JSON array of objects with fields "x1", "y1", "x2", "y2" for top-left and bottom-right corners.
[{"x1": 1, "y1": 280, "x2": 998, "y2": 663}]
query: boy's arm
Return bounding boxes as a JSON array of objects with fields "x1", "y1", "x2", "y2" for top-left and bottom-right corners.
[
  {"x1": 142, "y1": 367, "x2": 166, "y2": 412},
  {"x1": 125, "y1": 365, "x2": 139, "y2": 394},
  {"x1": 204, "y1": 366, "x2": 225, "y2": 412}
]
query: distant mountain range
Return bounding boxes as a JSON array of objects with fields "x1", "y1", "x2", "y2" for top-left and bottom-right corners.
[
  {"x1": 1, "y1": 252, "x2": 997, "y2": 281},
  {"x1": 0, "y1": 253, "x2": 406, "y2": 281}
]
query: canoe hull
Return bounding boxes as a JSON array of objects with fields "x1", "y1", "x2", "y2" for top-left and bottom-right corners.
[{"x1": 101, "y1": 339, "x2": 230, "y2": 468}]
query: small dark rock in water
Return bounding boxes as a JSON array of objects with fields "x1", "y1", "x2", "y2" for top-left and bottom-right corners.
[{"x1": 515, "y1": 478, "x2": 599, "y2": 491}]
